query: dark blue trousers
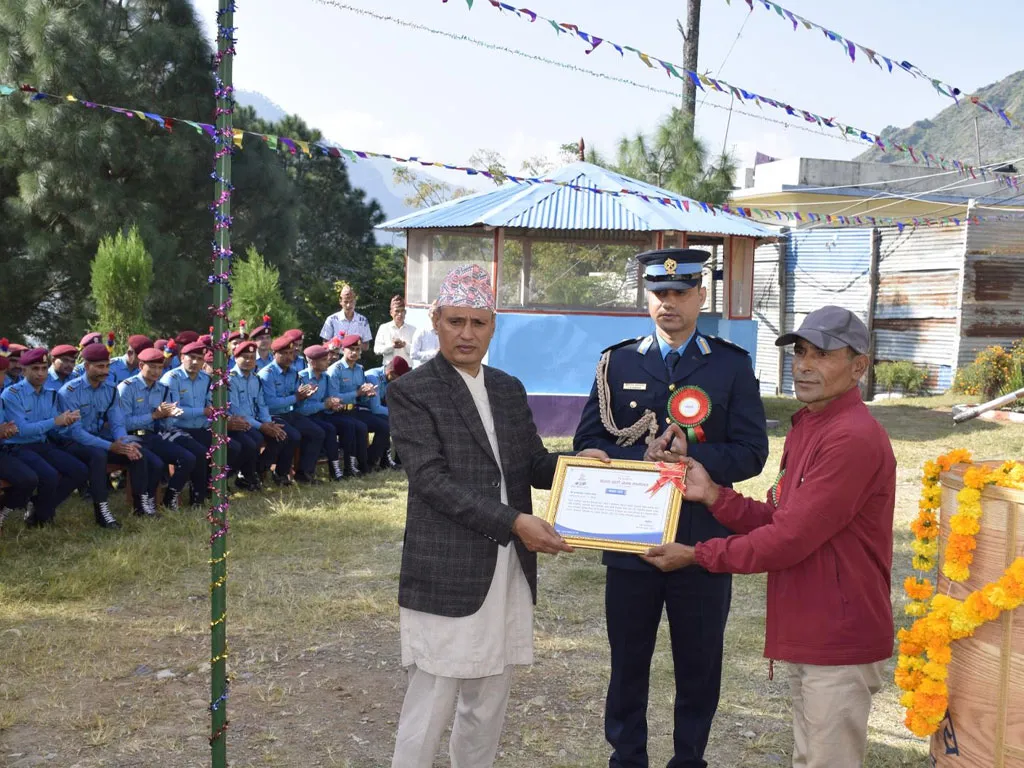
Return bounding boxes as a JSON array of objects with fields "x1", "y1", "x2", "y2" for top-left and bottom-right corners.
[
  {"x1": 228, "y1": 428, "x2": 264, "y2": 480},
  {"x1": 604, "y1": 566, "x2": 732, "y2": 768},
  {"x1": 62, "y1": 442, "x2": 161, "y2": 503},
  {"x1": 348, "y1": 410, "x2": 389, "y2": 467},
  {"x1": 140, "y1": 433, "x2": 195, "y2": 495},
  {"x1": 331, "y1": 412, "x2": 368, "y2": 467},
  {"x1": 275, "y1": 412, "x2": 324, "y2": 476},
  {"x1": 0, "y1": 449, "x2": 38, "y2": 509},
  {"x1": 12, "y1": 442, "x2": 88, "y2": 524}
]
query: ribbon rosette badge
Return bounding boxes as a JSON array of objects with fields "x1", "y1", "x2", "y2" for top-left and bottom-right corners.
[{"x1": 667, "y1": 385, "x2": 711, "y2": 443}]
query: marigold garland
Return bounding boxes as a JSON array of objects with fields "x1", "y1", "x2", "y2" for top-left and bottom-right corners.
[{"x1": 898, "y1": 451, "x2": 1024, "y2": 737}]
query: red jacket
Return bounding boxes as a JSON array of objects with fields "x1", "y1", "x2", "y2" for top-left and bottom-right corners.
[{"x1": 694, "y1": 386, "x2": 896, "y2": 665}]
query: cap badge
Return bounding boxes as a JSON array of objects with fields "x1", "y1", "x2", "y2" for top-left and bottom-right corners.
[{"x1": 664, "y1": 258, "x2": 677, "y2": 275}]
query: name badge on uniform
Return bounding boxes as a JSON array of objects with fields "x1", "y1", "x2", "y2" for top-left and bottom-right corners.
[{"x1": 622, "y1": 383, "x2": 647, "y2": 391}]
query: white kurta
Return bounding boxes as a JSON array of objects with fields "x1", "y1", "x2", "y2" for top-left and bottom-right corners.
[
  {"x1": 400, "y1": 366, "x2": 534, "y2": 679},
  {"x1": 374, "y1": 320, "x2": 417, "y2": 366}
]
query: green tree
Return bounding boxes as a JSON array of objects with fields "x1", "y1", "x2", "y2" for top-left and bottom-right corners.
[
  {"x1": 610, "y1": 108, "x2": 736, "y2": 204},
  {"x1": 230, "y1": 246, "x2": 299, "y2": 333},
  {"x1": 91, "y1": 226, "x2": 153, "y2": 347}
]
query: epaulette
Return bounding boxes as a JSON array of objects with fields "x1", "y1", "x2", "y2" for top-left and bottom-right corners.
[
  {"x1": 705, "y1": 335, "x2": 751, "y2": 355},
  {"x1": 600, "y1": 336, "x2": 644, "y2": 355},
  {"x1": 64, "y1": 383, "x2": 76, "y2": 392}
]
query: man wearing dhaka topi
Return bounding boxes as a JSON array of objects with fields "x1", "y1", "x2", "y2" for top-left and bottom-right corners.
[{"x1": 387, "y1": 264, "x2": 609, "y2": 768}]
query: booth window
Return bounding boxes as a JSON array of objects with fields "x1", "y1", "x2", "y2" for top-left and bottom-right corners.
[
  {"x1": 406, "y1": 230, "x2": 494, "y2": 305},
  {"x1": 498, "y1": 237, "x2": 646, "y2": 312}
]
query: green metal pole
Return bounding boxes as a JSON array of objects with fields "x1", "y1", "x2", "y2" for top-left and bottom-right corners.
[{"x1": 210, "y1": 1, "x2": 234, "y2": 766}]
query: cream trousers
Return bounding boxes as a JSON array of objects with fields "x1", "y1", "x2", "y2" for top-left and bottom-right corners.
[
  {"x1": 391, "y1": 664, "x2": 514, "y2": 768},
  {"x1": 787, "y1": 660, "x2": 887, "y2": 768}
]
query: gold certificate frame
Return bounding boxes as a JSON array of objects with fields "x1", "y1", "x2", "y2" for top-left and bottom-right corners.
[{"x1": 543, "y1": 456, "x2": 683, "y2": 554}]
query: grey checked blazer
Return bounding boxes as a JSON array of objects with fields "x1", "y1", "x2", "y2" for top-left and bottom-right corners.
[{"x1": 388, "y1": 353, "x2": 561, "y2": 618}]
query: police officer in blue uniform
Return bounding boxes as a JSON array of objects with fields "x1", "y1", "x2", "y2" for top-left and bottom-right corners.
[
  {"x1": 258, "y1": 335, "x2": 325, "y2": 485},
  {"x1": 45, "y1": 344, "x2": 80, "y2": 392},
  {"x1": 117, "y1": 347, "x2": 196, "y2": 511},
  {"x1": 1, "y1": 348, "x2": 89, "y2": 527},
  {"x1": 0, "y1": 355, "x2": 39, "y2": 533},
  {"x1": 58, "y1": 343, "x2": 162, "y2": 527},
  {"x1": 297, "y1": 344, "x2": 349, "y2": 481},
  {"x1": 574, "y1": 248, "x2": 769, "y2": 768},
  {"x1": 250, "y1": 316, "x2": 275, "y2": 374},
  {"x1": 326, "y1": 334, "x2": 391, "y2": 472},
  {"x1": 70, "y1": 332, "x2": 103, "y2": 380},
  {"x1": 108, "y1": 335, "x2": 153, "y2": 385},
  {"x1": 227, "y1": 340, "x2": 291, "y2": 490}
]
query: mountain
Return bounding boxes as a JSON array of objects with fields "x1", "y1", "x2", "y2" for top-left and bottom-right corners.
[
  {"x1": 235, "y1": 89, "x2": 414, "y2": 223},
  {"x1": 855, "y1": 69, "x2": 1024, "y2": 167}
]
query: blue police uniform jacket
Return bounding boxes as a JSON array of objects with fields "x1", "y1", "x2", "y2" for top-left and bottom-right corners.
[
  {"x1": 44, "y1": 366, "x2": 76, "y2": 393},
  {"x1": 159, "y1": 367, "x2": 212, "y2": 430},
  {"x1": 228, "y1": 368, "x2": 271, "y2": 429},
  {"x1": 108, "y1": 355, "x2": 137, "y2": 385},
  {"x1": 257, "y1": 361, "x2": 301, "y2": 416},
  {"x1": 363, "y1": 367, "x2": 389, "y2": 416},
  {"x1": 1, "y1": 378, "x2": 64, "y2": 445},
  {"x1": 254, "y1": 352, "x2": 274, "y2": 374},
  {"x1": 117, "y1": 373, "x2": 172, "y2": 433},
  {"x1": 326, "y1": 360, "x2": 370, "y2": 408},
  {"x1": 297, "y1": 368, "x2": 332, "y2": 416},
  {"x1": 573, "y1": 332, "x2": 770, "y2": 570},
  {"x1": 57, "y1": 378, "x2": 127, "y2": 451}
]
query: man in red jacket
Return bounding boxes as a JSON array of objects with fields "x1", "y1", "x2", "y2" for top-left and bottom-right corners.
[{"x1": 642, "y1": 305, "x2": 896, "y2": 768}]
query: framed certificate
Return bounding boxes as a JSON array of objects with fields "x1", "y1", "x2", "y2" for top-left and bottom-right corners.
[{"x1": 543, "y1": 456, "x2": 683, "y2": 554}]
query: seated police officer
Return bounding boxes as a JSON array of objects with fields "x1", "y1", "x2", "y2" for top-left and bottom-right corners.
[
  {"x1": 117, "y1": 347, "x2": 195, "y2": 511},
  {"x1": 45, "y1": 344, "x2": 80, "y2": 392},
  {"x1": 1, "y1": 348, "x2": 88, "y2": 527},
  {"x1": 257, "y1": 335, "x2": 324, "y2": 485},
  {"x1": 58, "y1": 343, "x2": 162, "y2": 527},
  {"x1": 364, "y1": 356, "x2": 410, "y2": 469},
  {"x1": 227, "y1": 340, "x2": 291, "y2": 490},
  {"x1": 109, "y1": 335, "x2": 153, "y2": 385},
  {"x1": 0, "y1": 355, "x2": 39, "y2": 534},
  {"x1": 326, "y1": 334, "x2": 390, "y2": 472},
  {"x1": 297, "y1": 344, "x2": 357, "y2": 482},
  {"x1": 574, "y1": 248, "x2": 769, "y2": 768}
]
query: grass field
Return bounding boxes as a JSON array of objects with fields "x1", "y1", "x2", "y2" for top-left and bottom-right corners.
[{"x1": 1, "y1": 394, "x2": 1022, "y2": 767}]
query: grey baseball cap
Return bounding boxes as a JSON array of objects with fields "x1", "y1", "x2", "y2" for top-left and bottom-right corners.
[{"x1": 775, "y1": 306, "x2": 870, "y2": 355}]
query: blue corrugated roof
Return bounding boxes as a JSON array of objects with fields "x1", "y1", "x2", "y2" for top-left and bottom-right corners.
[{"x1": 376, "y1": 162, "x2": 773, "y2": 238}]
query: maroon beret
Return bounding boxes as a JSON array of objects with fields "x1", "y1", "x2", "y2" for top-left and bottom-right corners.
[
  {"x1": 228, "y1": 330, "x2": 245, "y2": 342},
  {"x1": 250, "y1": 324, "x2": 272, "y2": 339},
  {"x1": 284, "y1": 328, "x2": 304, "y2": 342},
  {"x1": 271, "y1": 336, "x2": 293, "y2": 353},
  {"x1": 388, "y1": 356, "x2": 411, "y2": 377},
  {"x1": 181, "y1": 341, "x2": 208, "y2": 357},
  {"x1": 303, "y1": 344, "x2": 328, "y2": 361},
  {"x1": 0, "y1": 356, "x2": 9, "y2": 372},
  {"x1": 79, "y1": 332, "x2": 102, "y2": 347},
  {"x1": 9, "y1": 344, "x2": 27, "y2": 357},
  {"x1": 50, "y1": 344, "x2": 79, "y2": 359},
  {"x1": 233, "y1": 340, "x2": 257, "y2": 357},
  {"x1": 199, "y1": 334, "x2": 213, "y2": 346},
  {"x1": 81, "y1": 343, "x2": 111, "y2": 363},
  {"x1": 19, "y1": 348, "x2": 48, "y2": 366},
  {"x1": 138, "y1": 348, "x2": 165, "y2": 364},
  {"x1": 340, "y1": 333, "x2": 361, "y2": 349},
  {"x1": 175, "y1": 330, "x2": 199, "y2": 346},
  {"x1": 153, "y1": 339, "x2": 169, "y2": 351},
  {"x1": 128, "y1": 334, "x2": 153, "y2": 353}
]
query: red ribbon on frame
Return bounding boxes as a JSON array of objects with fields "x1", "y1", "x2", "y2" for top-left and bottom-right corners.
[{"x1": 646, "y1": 461, "x2": 687, "y2": 496}]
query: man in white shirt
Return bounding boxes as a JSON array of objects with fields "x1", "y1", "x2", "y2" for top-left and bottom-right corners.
[
  {"x1": 410, "y1": 302, "x2": 441, "y2": 369},
  {"x1": 319, "y1": 283, "x2": 372, "y2": 352},
  {"x1": 373, "y1": 295, "x2": 417, "y2": 367},
  {"x1": 387, "y1": 264, "x2": 608, "y2": 767}
]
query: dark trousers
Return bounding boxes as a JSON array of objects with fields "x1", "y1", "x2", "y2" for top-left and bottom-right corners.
[
  {"x1": 183, "y1": 428, "x2": 217, "y2": 503},
  {"x1": 274, "y1": 412, "x2": 324, "y2": 476},
  {"x1": 604, "y1": 566, "x2": 732, "y2": 768},
  {"x1": 62, "y1": 443, "x2": 161, "y2": 503},
  {"x1": 228, "y1": 428, "x2": 264, "y2": 479},
  {"x1": 0, "y1": 449, "x2": 39, "y2": 509},
  {"x1": 310, "y1": 413, "x2": 340, "y2": 462},
  {"x1": 348, "y1": 410, "x2": 389, "y2": 467},
  {"x1": 184, "y1": 427, "x2": 244, "y2": 481},
  {"x1": 11, "y1": 442, "x2": 88, "y2": 523},
  {"x1": 330, "y1": 412, "x2": 367, "y2": 467},
  {"x1": 140, "y1": 433, "x2": 196, "y2": 495}
]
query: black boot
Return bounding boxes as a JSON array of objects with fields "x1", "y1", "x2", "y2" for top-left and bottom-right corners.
[
  {"x1": 272, "y1": 472, "x2": 294, "y2": 487},
  {"x1": 294, "y1": 471, "x2": 322, "y2": 486},
  {"x1": 94, "y1": 501, "x2": 122, "y2": 529},
  {"x1": 382, "y1": 450, "x2": 400, "y2": 470},
  {"x1": 134, "y1": 494, "x2": 159, "y2": 518},
  {"x1": 328, "y1": 459, "x2": 344, "y2": 481},
  {"x1": 346, "y1": 457, "x2": 362, "y2": 478},
  {"x1": 0, "y1": 506, "x2": 10, "y2": 535},
  {"x1": 163, "y1": 488, "x2": 180, "y2": 512}
]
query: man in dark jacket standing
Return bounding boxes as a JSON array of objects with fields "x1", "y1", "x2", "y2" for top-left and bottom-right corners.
[
  {"x1": 644, "y1": 305, "x2": 896, "y2": 768},
  {"x1": 389, "y1": 264, "x2": 608, "y2": 768},
  {"x1": 574, "y1": 249, "x2": 769, "y2": 768}
]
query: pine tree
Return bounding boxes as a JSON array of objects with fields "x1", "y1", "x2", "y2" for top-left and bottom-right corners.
[
  {"x1": 90, "y1": 226, "x2": 154, "y2": 348},
  {"x1": 229, "y1": 246, "x2": 299, "y2": 334}
]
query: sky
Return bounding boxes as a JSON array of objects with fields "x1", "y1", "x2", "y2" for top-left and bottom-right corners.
[{"x1": 189, "y1": 0, "x2": 1022, "y2": 189}]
